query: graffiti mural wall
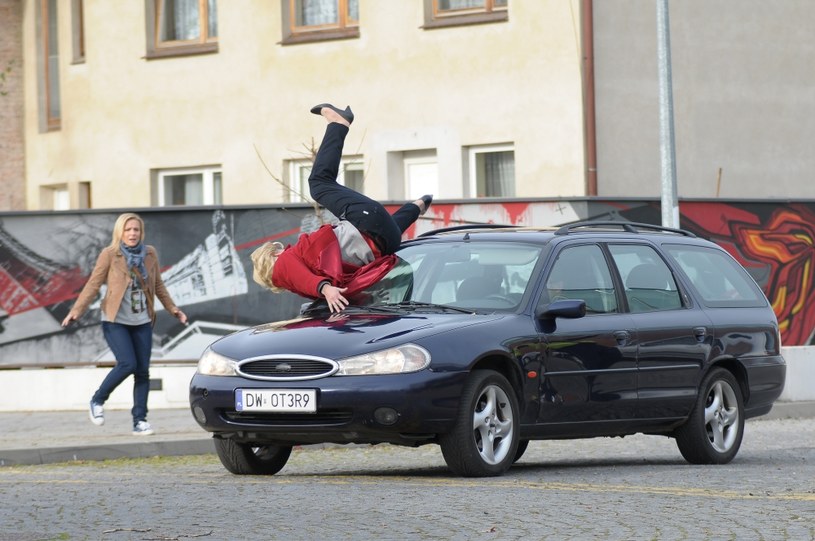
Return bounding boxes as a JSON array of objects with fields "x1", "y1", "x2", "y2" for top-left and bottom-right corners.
[{"x1": 0, "y1": 199, "x2": 810, "y2": 367}]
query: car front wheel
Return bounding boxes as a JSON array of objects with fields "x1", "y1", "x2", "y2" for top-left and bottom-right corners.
[
  {"x1": 513, "y1": 439, "x2": 530, "y2": 463},
  {"x1": 213, "y1": 437, "x2": 292, "y2": 475},
  {"x1": 674, "y1": 367, "x2": 744, "y2": 464},
  {"x1": 440, "y1": 370, "x2": 519, "y2": 477}
]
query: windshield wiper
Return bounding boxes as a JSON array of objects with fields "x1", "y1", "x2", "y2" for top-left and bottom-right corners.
[
  {"x1": 301, "y1": 302, "x2": 402, "y2": 316},
  {"x1": 378, "y1": 301, "x2": 476, "y2": 314},
  {"x1": 345, "y1": 304, "x2": 403, "y2": 314}
]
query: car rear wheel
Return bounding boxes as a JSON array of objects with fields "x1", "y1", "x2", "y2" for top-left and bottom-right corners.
[
  {"x1": 440, "y1": 370, "x2": 519, "y2": 477},
  {"x1": 213, "y1": 437, "x2": 292, "y2": 475},
  {"x1": 674, "y1": 367, "x2": 744, "y2": 464}
]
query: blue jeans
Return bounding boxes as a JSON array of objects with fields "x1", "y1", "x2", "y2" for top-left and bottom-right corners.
[
  {"x1": 308, "y1": 122, "x2": 421, "y2": 255},
  {"x1": 92, "y1": 322, "x2": 153, "y2": 424}
]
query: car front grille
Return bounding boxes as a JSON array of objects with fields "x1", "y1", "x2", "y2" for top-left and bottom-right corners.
[{"x1": 236, "y1": 355, "x2": 338, "y2": 381}]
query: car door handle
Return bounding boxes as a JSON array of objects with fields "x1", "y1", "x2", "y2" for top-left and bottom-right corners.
[
  {"x1": 693, "y1": 327, "x2": 707, "y2": 342},
  {"x1": 613, "y1": 330, "x2": 630, "y2": 345}
]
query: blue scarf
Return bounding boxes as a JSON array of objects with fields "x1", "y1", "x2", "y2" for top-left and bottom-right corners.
[{"x1": 121, "y1": 242, "x2": 148, "y2": 281}]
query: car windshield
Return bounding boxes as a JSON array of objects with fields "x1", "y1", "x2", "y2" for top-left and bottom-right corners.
[{"x1": 353, "y1": 241, "x2": 546, "y2": 312}]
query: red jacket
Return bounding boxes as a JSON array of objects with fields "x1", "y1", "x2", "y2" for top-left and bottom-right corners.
[{"x1": 271, "y1": 225, "x2": 397, "y2": 300}]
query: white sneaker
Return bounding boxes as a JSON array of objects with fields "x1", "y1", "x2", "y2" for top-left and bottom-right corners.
[
  {"x1": 132, "y1": 420, "x2": 155, "y2": 436},
  {"x1": 89, "y1": 401, "x2": 104, "y2": 426}
]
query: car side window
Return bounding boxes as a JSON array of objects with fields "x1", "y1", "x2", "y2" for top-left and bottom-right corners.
[
  {"x1": 608, "y1": 244, "x2": 683, "y2": 313},
  {"x1": 541, "y1": 244, "x2": 618, "y2": 314},
  {"x1": 663, "y1": 244, "x2": 767, "y2": 307}
]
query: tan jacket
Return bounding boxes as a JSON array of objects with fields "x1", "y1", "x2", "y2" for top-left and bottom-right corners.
[{"x1": 70, "y1": 245, "x2": 180, "y2": 324}]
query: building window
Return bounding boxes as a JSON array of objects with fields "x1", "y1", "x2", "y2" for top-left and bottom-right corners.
[
  {"x1": 154, "y1": 167, "x2": 222, "y2": 206},
  {"x1": 281, "y1": 0, "x2": 359, "y2": 45},
  {"x1": 39, "y1": 184, "x2": 69, "y2": 210},
  {"x1": 468, "y1": 145, "x2": 515, "y2": 197},
  {"x1": 145, "y1": 0, "x2": 218, "y2": 59},
  {"x1": 287, "y1": 157, "x2": 363, "y2": 203},
  {"x1": 78, "y1": 181, "x2": 92, "y2": 208},
  {"x1": 71, "y1": 0, "x2": 85, "y2": 63},
  {"x1": 423, "y1": 0, "x2": 508, "y2": 29},
  {"x1": 39, "y1": 182, "x2": 91, "y2": 210},
  {"x1": 37, "y1": 0, "x2": 61, "y2": 131},
  {"x1": 404, "y1": 154, "x2": 439, "y2": 201}
]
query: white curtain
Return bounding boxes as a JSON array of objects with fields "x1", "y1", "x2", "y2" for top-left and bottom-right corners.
[
  {"x1": 439, "y1": 0, "x2": 485, "y2": 10},
  {"x1": 208, "y1": 0, "x2": 218, "y2": 37},
  {"x1": 184, "y1": 175, "x2": 204, "y2": 205},
  {"x1": 46, "y1": 0, "x2": 61, "y2": 119},
  {"x1": 300, "y1": 0, "x2": 338, "y2": 26},
  {"x1": 159, "y1": 0, "x2": 200, "y2": 41},
  {"x1": 484, "y1": 151, "x2": 515, "y2": 197},
  {"x1": 298, "y1": 0, "x2": 358, "y2": 25}
]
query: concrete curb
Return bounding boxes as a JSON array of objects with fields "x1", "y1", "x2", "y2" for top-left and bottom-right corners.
[
  {"x1": 0, "y1": 438, "x2": 214, "y2": 467},
  {"x1": 761, "y1": 400, "x2": 815, "y2": 421}
]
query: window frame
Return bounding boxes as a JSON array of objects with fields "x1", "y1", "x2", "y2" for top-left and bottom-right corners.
[
  {"x1": 422, "y1": 0, "x2": 508, "y2": 30},
  {"x1": 154, "y1": 166, "x2": 222, "y2": 206},
  {"x1": 287, "y1": 156, "x2": 363, "y2": 203},
  {"x1": 467, "y1": 143, "x2": 515, "y2": 198},
  {"x1": 39, "y1": 184, "x2": 70, "y2": 210},
  {"x1": 663, "y1": 243, "x2": 769, "y2": 308},
  {"x1": 145, "y1": 0, "x2": 218, "y2": 59},
  {"x1": 280, "y1": 0, "x2": 360, "y2": 46},
  {"x1": 608, "y1": 243, "x2": 684, "y2": 313},
  {"x1": 39, "y1": 181, "x2": 91, "y2": 210},
  {"x1": 541, "y1": 243, "x2": 618, "y2": 315}
]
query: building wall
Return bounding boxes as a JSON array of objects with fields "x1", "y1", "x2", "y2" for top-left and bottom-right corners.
[
  {"x1": 20, "y1": 0, "x2": 587, "y2": 210},
  {"x1": 592, "y1": 0, "x2": 815, "y2": 198},
  {"x1": 0, "y1": 0, "x2": 25, "y2": 210}
]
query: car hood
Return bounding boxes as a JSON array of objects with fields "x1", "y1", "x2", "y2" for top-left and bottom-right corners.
[{"x1": 209, "y1": 311, "x2": 505, "y2": 361}]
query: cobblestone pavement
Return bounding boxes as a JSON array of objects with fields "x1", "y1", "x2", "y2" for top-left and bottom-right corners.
[{"x1": 1, "y1": 417, "x2": 813, "y2": 541}]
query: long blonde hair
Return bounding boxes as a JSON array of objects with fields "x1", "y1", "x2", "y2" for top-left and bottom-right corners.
[
  {"x1": 251, "y1": 241, "x2": 285, "y2": 293},
  {"x1": 109, "y1": 213, "x2": 145, "y2": 249}
]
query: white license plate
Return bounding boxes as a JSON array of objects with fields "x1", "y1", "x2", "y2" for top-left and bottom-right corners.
[{"x1": 235, "y1": 389, "x2": 317, "y2": 413}]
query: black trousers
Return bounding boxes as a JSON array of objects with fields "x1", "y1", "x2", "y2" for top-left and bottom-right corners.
[{"x1": 308, "y1": 122, "x2": 421, "y2": 255}]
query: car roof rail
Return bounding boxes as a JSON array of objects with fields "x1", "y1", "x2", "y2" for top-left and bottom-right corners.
[
  {"x1": 554, "y1": 220, "x2": 696, "y2": 237},
  {"x1": 417, "y1": 223, "x2": 517, "y2": 237}
]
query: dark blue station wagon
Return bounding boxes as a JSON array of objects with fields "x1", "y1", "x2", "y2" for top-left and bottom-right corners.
[{"x1": 189, "y1": 222, "x2": 786, "y2": 477}]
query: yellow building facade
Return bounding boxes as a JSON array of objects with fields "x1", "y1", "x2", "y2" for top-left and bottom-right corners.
[{"x1": 19, "y1": 1, "x2": 587, "y2": 210}]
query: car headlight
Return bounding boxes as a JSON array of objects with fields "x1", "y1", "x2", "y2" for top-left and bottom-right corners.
[
  {"x1": 336, "y1": 344, "x2": 431, "y2": 375},
  {"x1": 197, "y1": 347, "x2": 238, "y2": 376}
]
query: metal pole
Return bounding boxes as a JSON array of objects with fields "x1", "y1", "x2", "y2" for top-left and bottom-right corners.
[{"x1": 656, "y1": 0, "x2": 679, "y2": 228}]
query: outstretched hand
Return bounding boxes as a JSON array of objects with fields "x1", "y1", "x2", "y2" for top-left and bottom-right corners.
[
  {"x1": 322, "y1": 284, "x2": 349, "y2": 313},
  {"x1": 174, "y1": 309, "x2": 189, "y2": 325}
]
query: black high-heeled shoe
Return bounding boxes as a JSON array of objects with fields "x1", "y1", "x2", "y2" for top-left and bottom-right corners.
[
  {"x1": 310, "y1": 103, "x2": 354, "y2": 125},
  {"x1": 420, "y1": 194, "x2": 433, "y2": 216}
]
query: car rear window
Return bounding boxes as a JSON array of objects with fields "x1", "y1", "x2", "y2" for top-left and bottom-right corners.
[{"x1": 663, "y1": 244, "x2": 768, "y2": 307}]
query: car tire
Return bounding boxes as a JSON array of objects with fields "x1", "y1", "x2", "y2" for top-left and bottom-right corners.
[
  {"x1": 513, "y1": 439, "x2": 530, "y2": 463},
  {"x1": 213, "y1": 437, "x2": 292, "y2": 475},
  {"x1": 440, "y1": 370, "x2": 519, "y2": 477},
  {"x1": 674, "y1": 367, "x2": 744, "y2": 464}
]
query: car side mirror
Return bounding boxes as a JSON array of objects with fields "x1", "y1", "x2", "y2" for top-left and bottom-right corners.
[{"x1": 536, "y1": 299, "x2": 587, "y2": 320}]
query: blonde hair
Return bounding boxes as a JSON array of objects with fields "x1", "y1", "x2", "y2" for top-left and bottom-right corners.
[
  {"x1": 110, "y1": 213, "x2": 145, "y2": 249},
  {"x1": 251, "y1": 241, "x2": 285, "y2": 293}
]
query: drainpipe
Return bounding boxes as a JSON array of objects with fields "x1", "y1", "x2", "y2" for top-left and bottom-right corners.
[{"x1": 581, "y1": 0, "x2": 598, "y2": 196}]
